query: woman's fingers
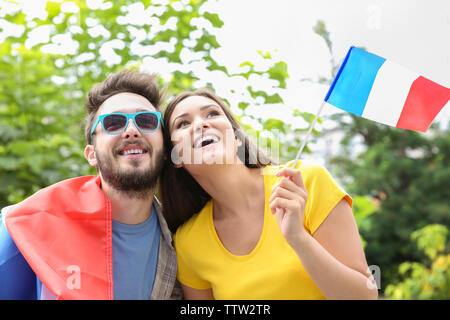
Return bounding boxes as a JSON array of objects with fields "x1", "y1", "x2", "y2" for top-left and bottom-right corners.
[
  {"x1": 269, "y1": 167, "x2": 308, "y2": 218},
  {"x1": 271, "y1": 176, "x2": 302, "y2": 195},
  {"x1": 269, "y1": 197, "x2": 305, "y2": 215},
  {"x1": 275, "y1": 167, "x2": 305, "y2": 189},
  {"x1": 269, "y1": 183, "x2": 306, "y2": 203}
]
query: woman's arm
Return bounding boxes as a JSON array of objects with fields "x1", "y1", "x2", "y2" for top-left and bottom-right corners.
[
  {"x1": 292, "y1": 199, "x2": 378, "y2": 299},
  {"x1": 181, "y1": 284, "x2": 215, "y2": 300},
  {"x1": 269, "y1": 168, "x2": 378, "y2": 300}
]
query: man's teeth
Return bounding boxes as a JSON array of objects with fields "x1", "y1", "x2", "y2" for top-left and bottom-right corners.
[
  {"x1": 195, "y1": 136, "x2": 219, "y2": 148},
  {"x1": 122, "y1": 149, "x2": 144, "y2": 155}
]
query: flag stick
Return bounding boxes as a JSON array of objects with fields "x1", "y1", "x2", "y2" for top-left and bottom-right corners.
[
  {"x1": 273, "y1": 101, "x2": 327, "y2": 217},
  {"x1": 290, "y1": 100, "x2": 326, "y2": 168}
]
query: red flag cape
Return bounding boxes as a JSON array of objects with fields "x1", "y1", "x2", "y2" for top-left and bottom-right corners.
[{"x1": 4, "y1": 176, "x2": 113, "y2": 300}]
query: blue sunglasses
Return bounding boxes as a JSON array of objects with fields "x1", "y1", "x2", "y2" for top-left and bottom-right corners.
[{"x1": 90, "y1": 111, "x2": 163, "y2": 136}]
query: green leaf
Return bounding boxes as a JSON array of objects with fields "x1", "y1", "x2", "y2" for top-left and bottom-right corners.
[
  {"x1": 263, "y1": 119, "x2": 286, "y2": 134},
  {"x1": 268, "y1": 61, "x2": 289, "y2": 88},
  {"x1": 0, "y1": 157, "x2": 21, "y2": 170},
  {"x1": 203, "y1": 12, "x2": 224, "y2": 28}
]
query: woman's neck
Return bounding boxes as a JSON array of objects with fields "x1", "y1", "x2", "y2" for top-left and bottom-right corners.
[{"x1": 191, "y1": 164, "x2": 265, "y2": 219}]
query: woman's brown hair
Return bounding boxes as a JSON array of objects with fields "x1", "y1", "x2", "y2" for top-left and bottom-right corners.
[{"x1": 159, "y1": 89, "x2": 274, "y2": 233}]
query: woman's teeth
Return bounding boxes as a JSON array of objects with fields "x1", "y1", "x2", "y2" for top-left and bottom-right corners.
[{"x1": 194, "y1": 135, "x2": 219, "y2": 148}]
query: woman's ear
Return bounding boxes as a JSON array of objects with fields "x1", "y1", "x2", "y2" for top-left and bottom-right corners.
[{"x1": 84, "y1": 144, "x2": 98, "y2": 167}]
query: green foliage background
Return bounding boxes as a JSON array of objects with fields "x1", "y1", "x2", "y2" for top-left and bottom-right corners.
[
  {"x1": 0, "y1": 0, "x2": 312, "y2": 208},
  {"x1": 0, "y1": 0, "x2": 448, "y2": 299}
]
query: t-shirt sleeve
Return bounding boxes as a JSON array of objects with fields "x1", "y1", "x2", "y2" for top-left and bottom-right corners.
[
  {"x1": 299, "y1": 163, "x2": 353, "y2": 235},
  {"x1": 173, "y1": 229, "x2": 211, "y2": 290}
]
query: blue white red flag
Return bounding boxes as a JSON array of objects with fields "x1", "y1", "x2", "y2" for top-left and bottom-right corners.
[{"x1": 325, "y1": 46, "x2": 449, "y2": 132}]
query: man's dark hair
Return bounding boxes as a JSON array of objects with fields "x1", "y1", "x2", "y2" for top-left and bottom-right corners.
[{"x1": 84, "y1": 69, "x2": 162, "y2": 145}]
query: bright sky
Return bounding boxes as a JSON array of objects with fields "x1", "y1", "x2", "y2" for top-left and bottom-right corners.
[
  {"x1": 209, "y1": 0, "x2": 450, "y2": 162},
  {"x1": 211, "y1": 0, "x2": 450, "y2": 121},
  {"x1": 2, "y1": 0, "x2": 449, "y2": 161}
]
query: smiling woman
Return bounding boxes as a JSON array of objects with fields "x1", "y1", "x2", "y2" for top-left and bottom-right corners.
[
  {"x1": 159, "y1": 89, "x2": 273, "y2": 233},
  {"x1": 159, "y1": 88, "x2": 377, "y2": 300},
  {"x1": 173, "y1": 101, "x2": 237, "y2": 166}
]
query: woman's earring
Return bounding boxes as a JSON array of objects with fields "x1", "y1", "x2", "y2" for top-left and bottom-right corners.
[{"x1": 171, "y1": 146, "x2": 183, "y2": 168}]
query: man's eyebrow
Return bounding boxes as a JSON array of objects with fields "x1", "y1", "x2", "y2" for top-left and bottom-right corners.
[{"x1": 172, "y1": 104, "x2": 220, "y2": 126}]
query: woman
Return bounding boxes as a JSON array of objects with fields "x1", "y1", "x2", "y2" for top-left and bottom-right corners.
[{"x1": 159, "y1": 89, "x2": 378, "y2": 300}]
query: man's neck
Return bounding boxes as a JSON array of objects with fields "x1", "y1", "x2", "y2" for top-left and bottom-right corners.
[{"x1": 101, "y1": 180, "x2": 154, "y2": 225}]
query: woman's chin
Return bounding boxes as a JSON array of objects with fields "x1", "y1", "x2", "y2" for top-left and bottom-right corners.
[
  {"x1": 204, "y1": 150, "x2": 223, "y2": 164},
  {"x1": 184, "y1": 150, "x2": 232, "y2": 168}
]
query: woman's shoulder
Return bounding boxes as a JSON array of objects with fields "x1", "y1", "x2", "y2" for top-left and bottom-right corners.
[{"x1": 174, "y1": 199, "x2": 213, "y2": 244}]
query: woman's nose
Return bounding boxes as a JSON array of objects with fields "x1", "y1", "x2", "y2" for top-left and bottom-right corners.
[{"x1": 193, "y1": 116, "x2": 210, "y2": 132}]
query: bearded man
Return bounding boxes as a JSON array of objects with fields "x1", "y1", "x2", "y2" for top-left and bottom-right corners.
[{"x1": 0, "y1": 70, "x2": 181, "y2": 300}]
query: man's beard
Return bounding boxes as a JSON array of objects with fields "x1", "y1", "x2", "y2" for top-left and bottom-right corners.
[{"x1": 96, "y1": 145, "x2": 164, "y2": 199}]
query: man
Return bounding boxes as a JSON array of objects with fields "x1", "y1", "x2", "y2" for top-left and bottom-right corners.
[{"x1": 0, "y1": 70, "x2": 182, "y2": 300}]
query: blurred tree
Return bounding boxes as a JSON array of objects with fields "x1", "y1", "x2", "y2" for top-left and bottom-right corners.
[
  {"x1": 385, "y1": 224, "x2": 449, "y2": 299},
  {"x1": 312, "y1": 19, "x2": 450, "y2": 293},
  {"x1": 329, "y1": 117, "x2": 450, "y2": 287},
  {"x1": 0, "y1": 41, "x2": 87, "y2": 205},
  {"x1": 0, "y1": 0, "x2": 306, "y2": 208},
  {"x1": 2, "y1": 0, "x2": 447, "y2": 297},
  {"x1": 351, "y1": 195, "x2": 377, "y2": 249}
]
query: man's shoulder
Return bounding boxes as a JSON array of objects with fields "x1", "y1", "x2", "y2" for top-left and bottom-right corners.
[
  {"x1": 1, "y1": 205, "x2": 15, "y2": 223},
  {"x1": 0, "y1": 176, "x2": 102, "y2": 237},
  {"x1": 2, "y1": 175, "x2": 105, "y2": 230},
  {"x1": 152, "y1": 196, "x2": 175, "y2": 247},
  {"x1": 5, "y1": 176, "x2": 100, "y2": 209},
  {"x1": 150, "y1": 196, "x2": 182, "y2": 300}
]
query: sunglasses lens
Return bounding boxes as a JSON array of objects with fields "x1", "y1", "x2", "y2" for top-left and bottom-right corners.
[
  {"x1": 135, "y1": 113, "x2": 158, "y2": 131},
  {"x1": 103, "y1": 114, "x2": 127, "y2": 133}
]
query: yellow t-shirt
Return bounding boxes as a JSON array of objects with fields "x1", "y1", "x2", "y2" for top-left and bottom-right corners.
[{"x1": 173, "y1": 161, "x2": 353, "y2": 299}]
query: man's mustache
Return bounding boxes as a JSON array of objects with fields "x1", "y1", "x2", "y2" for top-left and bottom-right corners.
[{"x1": 113, "y1": 140, "x2": 152, "y2": 156}]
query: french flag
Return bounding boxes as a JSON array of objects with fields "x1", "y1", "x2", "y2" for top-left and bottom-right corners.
[{"x1": 325, "y1": 46, "x2": 450, "y2": 132}]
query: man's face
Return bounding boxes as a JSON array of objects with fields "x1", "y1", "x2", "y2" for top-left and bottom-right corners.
[{"x1": 85, "y1": 92, "x2": 165, "y2": 198}]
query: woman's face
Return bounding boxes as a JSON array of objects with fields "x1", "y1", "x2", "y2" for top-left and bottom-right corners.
[{"x1": 168, "y1": 95, "x2": 242, "y2": 170}]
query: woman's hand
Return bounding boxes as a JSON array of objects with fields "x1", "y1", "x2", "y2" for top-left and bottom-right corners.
[{"x1": 269, "y1": 167, "x2": 309, "y2": 246}]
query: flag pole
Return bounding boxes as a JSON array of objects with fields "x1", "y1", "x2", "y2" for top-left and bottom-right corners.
[{"x1": 290, "y1": 100, "x2": 326, "y2": 168}]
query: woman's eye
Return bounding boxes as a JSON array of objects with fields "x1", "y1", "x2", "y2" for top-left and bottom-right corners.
[
  {"x1": 207, "y1": 111, "x2": 219, "y2": 118},
  {"x1": 177, "y1": 120, "x2": 189, "y2": 129}
]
